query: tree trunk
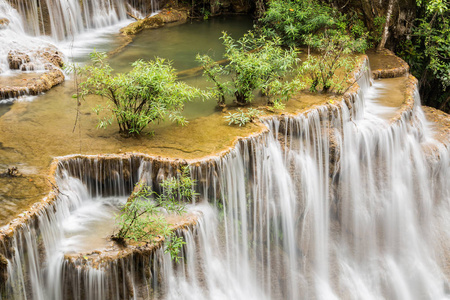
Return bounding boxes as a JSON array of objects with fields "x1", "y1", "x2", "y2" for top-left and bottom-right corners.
[
  {"x1": 359, "y1": 0, "x2": 375, "y2": 31},
  {"x1": 378, "y1": 0, "x2": 395, "y2": 50}
]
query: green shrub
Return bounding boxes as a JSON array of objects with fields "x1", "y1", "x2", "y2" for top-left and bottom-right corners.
[
  {"x1": 224, "y1": 108, "x2": 262, "y2": 126},
  {"x1": 197, "y1": 31, "x2": 302, "y2": 106},
  {"x1": 114, "y1": 167, "x2": 197, "y2": 261},
  {"x1": 300, "y1": 30, "x2": 367, "y2": 93},
  {"x1": 261, "y1": 0, "x2": 342, "y2": 46},
  {"x1": 261, "y1": 0, "x2": 369, "y2": 49},
  {"x1": 74, "y1": 51, "x2": 210, "y2": 136}
]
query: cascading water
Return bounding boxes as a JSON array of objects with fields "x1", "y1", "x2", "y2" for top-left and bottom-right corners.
[
  {"x1": 159, "y1": 65, "x2": 449, "y2": 299},
  {"x1": 1, "y1": 62, "x2": 449, "y2": 299},
  {"x1": 5, "y1": 0, "x2": 155, "y2": 41},
  {"x1": 0, "y1": 0, "x2": 154, "y2": 78}
]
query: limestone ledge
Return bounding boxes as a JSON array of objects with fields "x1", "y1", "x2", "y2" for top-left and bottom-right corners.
[
  {"x1": 371, "y1": 49, "x2": 409, "y2": 79},
  {"x1": 0, "y1": 46, "x2": 65, "y2": 100},
  {"x1": 0, "y1": 67, "x2": 64, "y2": 100},
  {"x1": 63, "y1": 213, "x2": 199, "y2": 269},
  {"x1": 0, "y1": 55, "x2": 369, "y2": 250},
  {"x1": 1, "y1": 52, "x2": 443, "y2": 275},
  {"x1": 389, "y1": 74, "x2": 418, "y2": 124},
  {"x1": 107, "y1": 9, "x2": 189, "y2": 58}
]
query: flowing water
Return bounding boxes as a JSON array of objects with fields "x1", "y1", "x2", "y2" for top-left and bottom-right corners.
[
  {"x1": 1, "y1": 1, "x2": 449, "y2": 299},
  {"x1": 2, "y1": 63, "x2": 449, "y2": 299}
]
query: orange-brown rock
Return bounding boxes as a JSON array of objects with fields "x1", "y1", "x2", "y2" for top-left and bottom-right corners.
[
  {"x1": 8, "y1": 50, "x2": 31, "y2": 70},
  {"x1": 369, "y1": 49, "x2": 409, "y2": 79},
  {"x1": 0, "y1": 18, "x2": 9, "y2": 28},
  {"x1": 0, "y1": 67, "x2": 65, "y2": 99},
  {"x1": 39, "y1": 47, "x2": 64, "y2": 68}
]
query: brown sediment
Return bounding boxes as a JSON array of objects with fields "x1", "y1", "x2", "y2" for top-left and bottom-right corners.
[
  {"x1": 368, "y1": 49, "x2": 409, "y2": 79},
  {"x1": 0, "y1": 67, "x2": 65, "y2": 100}
]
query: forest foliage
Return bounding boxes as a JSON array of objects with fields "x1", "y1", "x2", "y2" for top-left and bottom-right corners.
[{"x1": 398, "y1": 0, "x2": 450, "y2": 111}]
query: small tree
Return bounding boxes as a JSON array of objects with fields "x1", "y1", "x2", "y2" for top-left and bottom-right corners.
[
  {"x1": 197, "y1": 31, "x2": 302, "y2": 107},
  {"x1": 75, "y1": 51, "x2": 210, "y2": 136},
  {"x1": 261, "y1": 0, "x2": 337, "y2": 46},
  {"x1": 260, "y1": 0, "x2": 369, "y2": 47},
  {"x1": 300, "y1": 30, "x2": 367, "y2": 93},
  {"x1": 114, "y1": 167, "x2": 197, "y2": 262}
]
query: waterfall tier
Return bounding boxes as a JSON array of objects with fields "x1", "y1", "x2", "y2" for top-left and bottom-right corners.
[
  {"x1": 5, "y1": 0, "x2": 155, "y2": 41},
  {"x1": 0, "y1": 58, "x2": 449, "y2": 299}
]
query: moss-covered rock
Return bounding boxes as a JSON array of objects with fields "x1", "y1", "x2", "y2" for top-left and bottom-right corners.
[{"x1": 120, "y1": 9, "x2": 188, "y2": 36}]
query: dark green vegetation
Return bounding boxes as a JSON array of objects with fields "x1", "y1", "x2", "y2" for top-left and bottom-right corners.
[
  {"x1": 197, "y1": 31, "x2": 302, "y2": 106},
  {"x1": 258, "y1": 0, "x2": 449, "y2": 112},
  {"x1": 260, "y1": 0, "x2": 367, "y2": 47},
  {"x1": 260, "y1": 0, "x2": 368, "y2": 93},
  {"x1": 300, "y1": 31, "x2": 366, "y2": 93},
  {"x1": 114, "y1": 167, "x2": 197, "y2": 261},
  {"x1": 397, "y1": 0, "x2": 450, "y2": 112},
  {"x1": 74, "y1": 51, "x2": 210, "y2": 136}
]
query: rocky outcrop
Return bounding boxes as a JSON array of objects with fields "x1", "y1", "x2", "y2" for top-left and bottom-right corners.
[
  {"x1": 0, "y1": 253, "x2": 7, "y2": 283},
  {"x1": 370, "y1": 49, "x2": 409, "y2": 79},
  {"x1": 7, "y1": 50, "x2": 30, "y2": 69},
  {"x1": 0, "y1": 18, "x2": 9, "y2": 28},
  {"x1": 1, "y1": 46, "x2": 65, "y2": 100},
  {"x1": 0, "y1": 67, "x2": 64, "y2": 99},
  {"x1": 120, "y1": 9, "x2": 188, "y2": 36},
  {"x1": 7, "y1": 47, "x2": 64, "y2": 71}
]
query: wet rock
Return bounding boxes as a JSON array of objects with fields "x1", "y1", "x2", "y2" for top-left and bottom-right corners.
[
  {"x1": 0, "y1": 167, "x2": 20, "y2": 178},
  {"x1": 20, "y1": 63, "x2": 35, "y2": 71},
  {"x1": 0, "y1": 253, "x2": 7, "y2": 283},
  {"x1": 8, "y1": 50, "x2": 31, "y2": 70},
  {"x1": 0, "y1": 68, "x2": 65, "y2": 100},
  {"x1": 26, "y1": 68, "x2": 65, "y2": 95},
  {"x1": 120, "y1": 17, "x2": 163, "y2": 35},
  {"x1": 371, "y1": 49, "x2": 409, "y2": 79},
  {"x1": 120, "y1": 9, "x2": 188, "y2": 35},
  {"x1": 39, "y1": 47, "x2": 64, "y2": 68},
  {"x1": 0, "y1": 18, "x2": 9, "y2": 28},
  {"x1": 157, "y1": 9, "x2": 188, "y2": 23}
]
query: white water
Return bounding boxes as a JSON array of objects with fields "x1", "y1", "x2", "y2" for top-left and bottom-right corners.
[
  {"x1": 160, "y1": 70, "x2": 449, "y2": 299},
  {"x1": 7, "y1": 0, "x2": 154, "y2": 41},
  {"x1": 4, "y1": 170, "x2": 129, "y2": 299},
  {"x1": 2, "y1": 66, "x2": 450, "y2": 299},
  {"x1": 0, "y1": 0, "x2": 155, "y2": 78},
  {"x1": 0, "y1": 0, "x2": 56, "y2": 75}
]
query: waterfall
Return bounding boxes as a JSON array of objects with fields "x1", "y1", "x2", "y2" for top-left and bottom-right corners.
[
  {"x1": 6, "y1": 0, "x2": 154, "y2": 41},
  {"x1": 1, "y1": 158, "x2": 140, "y2": 299},
  {"x1": 1, "y1": 63, "x2": 449, "y2": 299},
  {"x1": 163, "y1": 68, "x2": 449, "y2": 299},
  {"x1": 0, "y1": 0, "x2": 155, "y2": 76}
]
